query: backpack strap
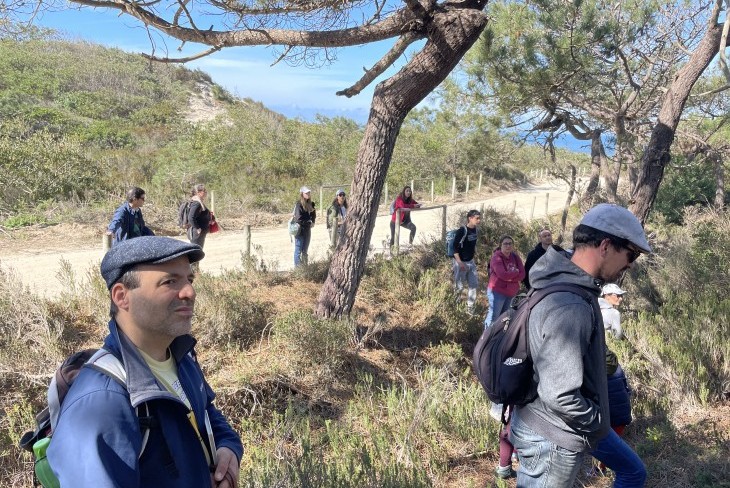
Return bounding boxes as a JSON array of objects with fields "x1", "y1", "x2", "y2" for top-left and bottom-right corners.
[
  {"x1": 459, "y1": 225, "x2": 468, "y2": 247},
  {"x1": 84, "y1": 349, "x2": 152, "y2": 459}
]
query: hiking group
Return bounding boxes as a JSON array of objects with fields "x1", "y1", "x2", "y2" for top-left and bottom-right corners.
[
  {"x1": 461, "y1": 203, "x2": 649, "y2": 487},
  {"x1": 29, "y1": 190, "x2": 649, "y2": 487}
]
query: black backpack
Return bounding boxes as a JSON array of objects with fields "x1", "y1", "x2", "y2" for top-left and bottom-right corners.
[
  {"x1": 178, "y1": 201, "x2": 191, "y2": 229},
  {"x1": 472, "y1": 283, "x2": 597, "y2": 423}
]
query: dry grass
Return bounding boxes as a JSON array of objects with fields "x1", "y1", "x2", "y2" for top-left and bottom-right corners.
[{"x1": 1, "y1": 209, "x2": 729, "y2": 487}]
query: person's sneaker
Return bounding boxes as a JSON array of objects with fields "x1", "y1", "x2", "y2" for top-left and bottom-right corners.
[
  {"x1": 511, "y1": 452, "x2": 518, "y2": 465},
  {"x1": 495, "y1": 465, "x2": 516, "y2": 479}
]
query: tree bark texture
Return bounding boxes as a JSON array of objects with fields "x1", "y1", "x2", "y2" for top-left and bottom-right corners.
[
  {"x1": 559, "y1": 164, "x2": 577, "y2": 242},
  {"x1": 584, "y1": 129, "x2": 603, "y2": 204},
  {"x1": 316, "y1": 2, "x2": 488, "y2": 318},
  {"x1": 630, "y1": 16, "x2": 723, "y2": 224}
]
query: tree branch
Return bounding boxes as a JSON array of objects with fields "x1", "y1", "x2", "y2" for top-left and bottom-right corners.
[
  {"x1": 337, "y1": 30, "x2": 422, "y2": 97},
  {"x1": 142, "y1": 44, "x2": 224, "y2": 62}
]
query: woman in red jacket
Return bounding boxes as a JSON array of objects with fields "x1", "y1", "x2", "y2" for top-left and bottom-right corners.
[
  {"x1": 484, "y1": 235, "x2": 525, "y2": 327},
  {"x1": 389, "y1": 186, "x2": 422, "y2": 248}
]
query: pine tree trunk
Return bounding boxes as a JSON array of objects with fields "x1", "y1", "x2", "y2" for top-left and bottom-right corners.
[
  {"x1": 583, "y1": 129, "x2": 603, "y2": 204},
  {"x1": 630, "y1": 15, "x2": 722, "y2": 224},
  {"x1": 315, "y1": 3, "x2": 488, "y2": 318}
]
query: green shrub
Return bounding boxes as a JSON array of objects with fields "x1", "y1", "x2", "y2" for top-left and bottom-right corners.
[{"x1": 192, "y1": 272, "x2": 275, "y2": 349}]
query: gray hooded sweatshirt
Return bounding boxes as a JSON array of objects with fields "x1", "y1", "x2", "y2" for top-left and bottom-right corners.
[{"x1": 515, "y1": 247, "x2": 610, "y2": 452}]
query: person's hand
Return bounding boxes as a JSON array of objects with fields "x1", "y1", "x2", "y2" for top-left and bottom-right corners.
[
  {"x1": 211, "y1": 447, "x2": 239, "y2": 488},
  {"x1": 459, "y1": 261, "x2": 466, "y2": 271},
  {"x1": 416, "y1": 203, "x2": 423, "y2": 208}
]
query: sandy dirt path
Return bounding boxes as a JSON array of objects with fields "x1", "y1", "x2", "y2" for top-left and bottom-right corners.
[{"x1": 2, "y1": 180, "x2": 574, "y2": 298}]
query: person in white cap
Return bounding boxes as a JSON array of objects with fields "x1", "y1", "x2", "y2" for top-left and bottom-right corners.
[
  {"x1": 509, "y1": 204, "x2": 650, "y2": 488},
  {"x1": 600, "y1": 283, "x2": 626, "y2": 339},
  {"x1": 293, "y1": 186, "x2": 316, "y2": 266}
]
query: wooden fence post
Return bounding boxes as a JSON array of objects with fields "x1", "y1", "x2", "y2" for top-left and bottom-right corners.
[
  {"x1": 430, "y1": 180, "x2": 434, "y2": 202},
  {"x1": 451, "y1": 176, "x2": 456, "y2": 200},
  {"x1": 545, "y1": 193, "x2": 550, "y2": 216},
  {"x1": 478, "y1": 173, "x2": 483, "y2": 192},
  {"x1": 465, "y1": 175, "x2": 470, "y2": 195},
  {"x1": 441, "y1": 206, "x2": 447, "y2": 243},
  {"x1": 243, "y1": 225, "x2": 251, "y2": 257},
  {"x1": 211, "y1": 191, "x2": 216, "y2": 213},
  {"x1": 530, "y1": 196, "x2": 537, "y2": 219},
  {"x1": 511, "y1": 200, "x2": 517, "y2": 214},
  {"x1": 102, "y1": 234, "x2": 111, "y2": 251}
]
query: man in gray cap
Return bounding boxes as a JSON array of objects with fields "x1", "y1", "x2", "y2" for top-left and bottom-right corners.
[
  {"x1": 48, "y1": 236, "x2": 242, "y2": 487},
  {"x1": 509, "y1": 204, "x2": 649, "y2": 487}
]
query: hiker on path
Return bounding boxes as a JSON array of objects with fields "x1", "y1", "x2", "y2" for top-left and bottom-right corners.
[
  {"x1": 326, "y1": 189, "x2": 348, "y2": 242},
  {"x1": 293, "y1": 186, "x2": 316, "y2": 266},
  {"x1": 600, "y1": 283, "x2": 626, "y2": 339},
  {"x1": 484, "y1": 235, "x2": 525, "y2": 327},
  {"x1": 47, "y1": 236, "x2": 243, "y2": 487},
  {"x1": 452, "y1": 209, "x2": 481, "y2": 316},
  {"x1": 509, "y1": 203, "x2": 650, "y2": 487},
  {"x1": 188, "y1": 184, "x2": 212, "y2": 250},
  {"x1": 522, "y1": 228, "x2": 565, "y2": 289},
  {"x1": 106, "y1": 187, "x2": 154, "y2": 246},
  {"x1": 389, "y1": 186, "x2": 422, "y2": 248}
]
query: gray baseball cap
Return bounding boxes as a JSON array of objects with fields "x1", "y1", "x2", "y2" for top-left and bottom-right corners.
[
  {"x1": 580, "y1": 204, "x2": 652, "y2": 253},
  {"x1": 100, "y1": 236, "x2": 204, "y2": 289}
]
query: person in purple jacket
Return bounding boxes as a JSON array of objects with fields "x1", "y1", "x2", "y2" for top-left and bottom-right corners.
[{"x1": 484, "y1": 235, "x2": 525, "y2": 327}]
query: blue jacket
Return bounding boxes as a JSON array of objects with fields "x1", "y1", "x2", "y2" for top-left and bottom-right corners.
[
  {"x1": 47, "y1": 320, "x2": 243, "y2": 487},
  {"x1": 607, "y1": 365, "x2": 632, "y2": 427},
  {"x1": 108, "y1": 203, "x2": 154, "y2": 245}
]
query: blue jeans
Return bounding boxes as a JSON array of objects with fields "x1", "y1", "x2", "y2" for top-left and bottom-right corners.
[
  {"x1": 485, "y1": 289, "x2": 512, "y2": 328},
  {"x1": 509, "y1": 409, "x2": 584, "y2": 488},
  {"x1": 591, "y1": 429, "x2": 647, "y2": 487},
  {"x1": 294, "y1": 226, "x2": 311, "y2": 266},
  {"x1": 453, "y1": 259, "x2": 478, "y2": 308}
]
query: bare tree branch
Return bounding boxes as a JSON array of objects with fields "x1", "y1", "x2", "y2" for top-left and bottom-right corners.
[{"x1": 337, "y1": 30, "x2": 421, "y2": 97}]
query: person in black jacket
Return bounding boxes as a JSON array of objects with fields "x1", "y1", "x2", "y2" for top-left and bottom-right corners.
[
  {"x1": 187, "y1": 184, "x2": 211, "y2": 250},
  {"x1": 522, "y1": 228, "x2": 565, "y2": 289},
  {"x1": 293, "y1": 186, "x2": 316, "y2": 266}
]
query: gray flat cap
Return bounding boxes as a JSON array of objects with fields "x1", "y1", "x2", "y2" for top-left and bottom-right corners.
[
  {"x1": 580, "y1": 204, "x2": 652, "y2": 253},
  {"x1": 101, "y1": 236, "x2": 205, "y2": 289}
]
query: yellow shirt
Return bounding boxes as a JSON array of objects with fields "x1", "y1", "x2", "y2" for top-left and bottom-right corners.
[{"x1": 138, "y1": 348, "x2": 213, "y2": 466}]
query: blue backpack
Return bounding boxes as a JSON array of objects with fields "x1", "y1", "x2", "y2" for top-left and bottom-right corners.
[{"x1": 445, "y1": 226, "x2": 468, "y2": 257}]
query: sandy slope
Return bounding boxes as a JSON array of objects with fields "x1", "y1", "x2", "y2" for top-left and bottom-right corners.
[{"x1": 2, "y1": 180, "x2": 574, "y2": 298}]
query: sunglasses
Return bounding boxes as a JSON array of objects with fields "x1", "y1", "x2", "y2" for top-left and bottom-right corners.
[
  {"x1": 624, "y1": 245, "x2": 641, "y2": 263},
  {"x1": 337, "y1": 193, "x2": 345, "y2": 197}
]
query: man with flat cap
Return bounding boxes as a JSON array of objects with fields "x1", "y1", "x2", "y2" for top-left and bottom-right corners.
[
  {"x1": 48, "y1": 236, "x2": 242, "y2": 487},
  {"x1": 509, "y1": 204, "x2": 649, "y2": 487}
]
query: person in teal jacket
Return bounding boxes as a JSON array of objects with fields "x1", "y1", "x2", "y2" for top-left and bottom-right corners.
[{"x1": 48, "y1": 237, "x2": 242, "y2": 487}]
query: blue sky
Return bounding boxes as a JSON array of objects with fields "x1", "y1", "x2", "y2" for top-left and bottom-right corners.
[{"x1": 34, "y1": 6, "x2": 424, "y2": 123}]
